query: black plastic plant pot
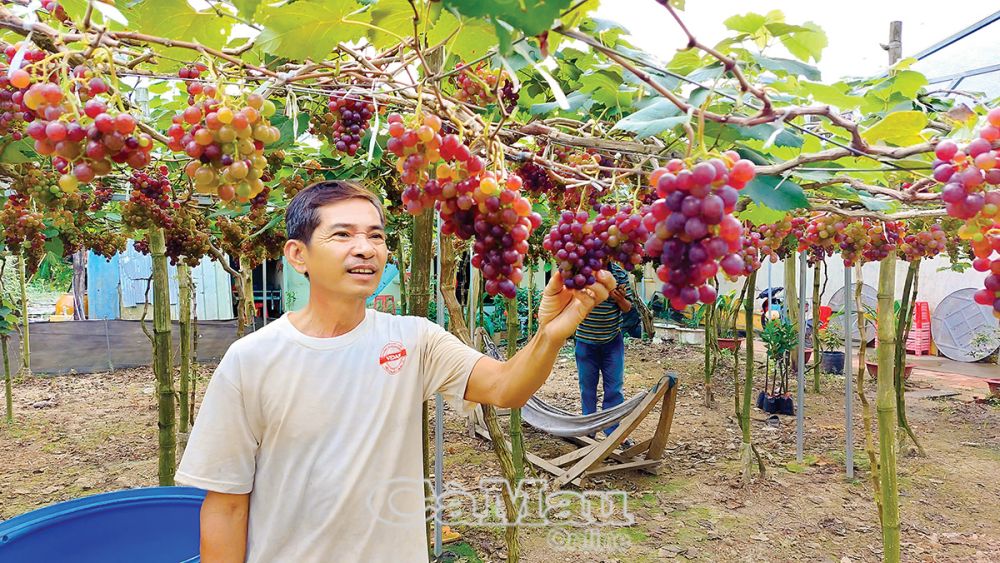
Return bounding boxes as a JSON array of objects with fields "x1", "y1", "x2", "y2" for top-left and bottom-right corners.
[
  {"x1": 757, "y1": 390, "x2": 766, "y2": 409},
  {"x1": 820, "y1": 350, "x2": 845, "y2": 375},
  {"x1": 763, "y1": 395, "x2": 779, "y2": 414},
  {"x1": 779, "y1": 396, "x2": 795, "y2": 416}
]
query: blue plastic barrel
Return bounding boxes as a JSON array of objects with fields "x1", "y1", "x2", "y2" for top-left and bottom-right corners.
[{"x1": 0, "y1": 486, "x2": 205, "y2": 562}]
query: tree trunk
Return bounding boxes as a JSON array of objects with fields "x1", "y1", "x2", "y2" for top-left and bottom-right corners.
[
  {"x1": 396, "y1": 243, "x2": 408, "y2": 316},
  {"x1": 440, "y1": 239, "x2": 468, "y2": 338},
  {"x1": 150, "y1": 228, "x2": 176, "y2": 486},
  {"x1": 894, "y1": 260, "x2": 925, "y2": 455},
  {"x1": 506, "y1": 295, "x2": 524, "y2": 481},
  {"x1": 17, "y1": 253, "x2": 29, "y2": 376},
  {"x1": 178, "y1": 262, "x2": 192, "y2": 434},
  {"x1": 812, "y1": 260, "x2": 822, "y2": 393},
  {"x1": 72, "y1": 249, "x2": 87, "y2": 320},
  {"x1": 876, "y1": 252, "x2": 901, "y2": 562},
  {"x1": 3, "y1": 335, "x2": 12, "y2": 424},
  {"x1": 856, "y1": 263, "x2": 882, "y2": 521},
  {"x1": 190, "y1": 279, "x2": 199, "y2": 429},
  {"x1": 482, "y1": 404, "x2": 522, "y2": 563},
  {"x1": 704, "y1": 296, "x2": 716, "y2": 407},
  {"x1": 410, "y1": 209, "x2": 434, "y2": 549},
  {"x1": 740, "y1": 270, "x2": 764, "y2": 482}
]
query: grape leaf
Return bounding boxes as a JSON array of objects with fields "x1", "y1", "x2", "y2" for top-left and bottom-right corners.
[
  {"x1": 724, "y1": 12, "x2": 768, "y2": 34},
  {"x1": 368, "y1": 0, "x2": 416, "y2": 49},
  {"x1": 427, "y1": 10, "x2": 497, "y2": 61},
  {"x1": 130, "y1": 0, "x2": 231, "y2": 51},
  {"x1": 611, "y1": 99, "x2": 686, "y2": 139},
  {"x1": 442, "y1": 0, "x2": 574, "y2": 37},
  {"x1": 741, "y1": 174, "x2": 810, "y2": 211},
  {"x1": 232, "y1": 0, "x2": 263, "y2": 17},
  {"x1": 738, "y1": 201, "x2": 789, "y2": 226},
  {"x1": 752, "y1": 54, "x2": 821, "y2": 80},
  {"x1": 801, "y1": 81, "x2": 863, "y2": 110},
  {"x1": 256, "y1": 0, "x2": 370, "y2": 61},
  {"x1": 862, "y1": 111, "x2": 928, "y2": 146},
  {"x1": 0, "y1": 139, "x2": 34, "y2": 164},
  {"x1": 772, "y1": 21, "x2": 827, "y2": 63}
]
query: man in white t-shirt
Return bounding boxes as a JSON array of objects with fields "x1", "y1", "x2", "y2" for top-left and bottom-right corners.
[{"x1": 176, "y1": 180, "x2": 615, "y2": 562}]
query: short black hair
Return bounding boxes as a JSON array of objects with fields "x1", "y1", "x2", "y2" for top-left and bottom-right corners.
[{"x1": 285, "y1": 180, "x2": 384, "y2": 244}]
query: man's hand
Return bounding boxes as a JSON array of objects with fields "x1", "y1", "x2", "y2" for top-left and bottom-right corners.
[{"x1": 537, "y1": 270, "x2": 616, "y2": 341}]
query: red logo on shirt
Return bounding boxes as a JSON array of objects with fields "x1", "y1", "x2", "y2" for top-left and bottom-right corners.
[{"x1": 379, "y1": 341, "x2": 407, "y2": 375}]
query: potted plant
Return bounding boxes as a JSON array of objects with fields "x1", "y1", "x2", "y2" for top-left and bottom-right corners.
[
  {"x1": 758, "y1": 319, "x2": 798, "y2": 415},
  {"x1": 817, "y1": 312, "x2": 846, "y2": 375},
  {"x1": 714, "y1": 290, "x2": 743, "y2": 350}
]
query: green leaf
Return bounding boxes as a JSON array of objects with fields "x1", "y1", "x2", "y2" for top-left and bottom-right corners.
[
  {"x1": 442, "y1": 0, "x2": 574, "y2": 37},
  {"x1": 130, "y1": 0, "x2": 231, "y2": 51},
  {"x1": 611, "y1": 99, "x2": 686, "y2": 139},
  {"x1": 270, "y1": 112, "x2": 312, "y2": 150},
  {"x1": 528, "y1": 91, "x2": 591, "y2": 115},
  {"x1": 737, "y1": 201, "x2": 788, "y2": 226},
  {"x1": 368, "y1": 0, "x2": 415, "y2": 49},
  {"x1": 858, "y1": 195, "x2": 893, "y2": 211},
  {"x1": 44, "y1": 236, "x2": 64, "y2": 258},
  {"x1": 775, "y1": 21, "x2": 827, "y2": 62},
  {"x1": 741, "y1": 175, "x2": 810, "y2": 211},
  {"x1": 698, "y1": 122, "x2": 801, "y2": 149},
  {"x1": 256, "y1": 0, "x2": 369, "y2": 61},
  {"x1": 862, "y1": 111, "x2": 928, "y2": 146},
  {"x1": 724, "y1": 12, "x2": 767, "y2": 34},
  {"x1": 752, "y1": 54, "x2": 820, "y2": 80},
  {"x1": 578, "y1": 69, "x2": 632, "y2": 108},
  {"x1": 232, "y1": 0, "x2": 263, "y2": 17},
  {"x1": 666, "y1": 49, "x2": 703, "y2": 75},
  {"x1": 428, "y1": 10, "x2": 497, "y2": 61},
  {"x1": 802, "y1": 81, "x2": 863, "y2": 110},
  {"x1": 1, "y1": 139, "x2": 34, "y2": 163}
]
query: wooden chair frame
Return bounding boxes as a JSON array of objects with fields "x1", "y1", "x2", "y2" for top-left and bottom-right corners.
[{"x1": 474, "y1": 374, "x2": 678, "y2": 488}]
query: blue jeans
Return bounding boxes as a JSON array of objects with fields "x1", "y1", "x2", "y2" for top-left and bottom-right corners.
[{"x1": 575, "y1": 334, "x2": 625, "y2": 437}]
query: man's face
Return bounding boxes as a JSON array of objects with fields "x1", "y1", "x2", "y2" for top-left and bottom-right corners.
[{"x1": 288, "y1": 199, "x2": 388, "y2": 300}]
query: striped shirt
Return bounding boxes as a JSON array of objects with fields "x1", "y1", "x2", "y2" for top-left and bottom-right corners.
[{"x1": 575, "y1": 265, "x2": 635, "y2": 344}]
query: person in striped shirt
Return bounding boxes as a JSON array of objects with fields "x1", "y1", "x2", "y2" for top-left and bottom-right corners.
[{"x1": 574, "y1": 263, "x2": 635, "y2": 439}]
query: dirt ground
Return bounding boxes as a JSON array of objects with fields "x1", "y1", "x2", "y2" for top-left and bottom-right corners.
[{"x1": 2, "y1": 340, "x2": 999, "y2": 562}]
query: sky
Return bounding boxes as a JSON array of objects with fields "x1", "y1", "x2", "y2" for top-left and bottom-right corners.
[{"x1": 594, "y1": 0, "x2": 999, "y2": 83}]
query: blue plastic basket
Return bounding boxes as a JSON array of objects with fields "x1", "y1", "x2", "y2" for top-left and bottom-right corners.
[{"x1": 0, "y1": 486, "x2": 205, "y2": 562}]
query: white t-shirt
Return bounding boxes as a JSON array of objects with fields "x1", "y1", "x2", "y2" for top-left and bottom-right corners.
[{"x1": 175, "y1": 310, "x2": 484, "y2": 562}]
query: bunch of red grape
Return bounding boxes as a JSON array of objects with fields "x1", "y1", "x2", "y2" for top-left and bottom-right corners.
[
  {"x1": 0, "y1": 193, "x2": 47, "y2": 273},
  {"x1": 517, "y1": 161, "x2": 556, "y2": 198},
  {"x1": 799, "y1": 214, "x2": 842, "y2": 264},
  {"x1": 836, "y1": 219, "x2": 872, "y2": 267},
  {"x1": 450, "y1": 62, "x2": 518, "y2": 110},
  {"x1": 18, "y1": 68, "x2": 154, "y2": 189},
  {"x1": 861, "y1": 220, "x2": 903, "y2": 263},
  {"x1": 970, "y1": 222, "x2": 1000, "y2": 317},
  {"x1": 122, "y1": 167, "x2": 176, "y2": 231},
  {"x1": 387, "y1": 111, "x2": 541, "y2": 296},
  {"x1": 899, "y1": 223, "x2": 948, "y2": 262},
  {"x1": 40, "y1": 1, "x2": 68, "y2": 23},
  {"x1": 934, "y1": 108, "x2": 1000, "y2": 220},
  {"x1": 641, "y1": 153, "x2": 754, "y2": 307},
  {"x1": 163, "y1": 205, "x2": 212, "y2": 267},
  {"x1": 465, "y1": 173, "x2": 539, "y2": 298},
  {"x1": 544, "y1": 210, "x2": 606, "y2": 290},
  {"x1": 725, "y1": 228, "x2": 764, "y2": 279},
  {"x1": 543, "y1": 203, "x2": 648, "y2": 290},
  {"x1": 312, "y1": 91, "x2": 374, "y2": 156},
  {"x1": 1, "y1": 44, "x2": 48, "y2": 139},
  {"x1": 598, "y1": 204, "x2": 648, "y2": 271},
  {"x1": 168, "y1": 84, "x2": 280, "y2": 202}
]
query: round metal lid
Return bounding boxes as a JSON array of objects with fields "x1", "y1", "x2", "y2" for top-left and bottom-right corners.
[
  {"x1": 828, "y1": 283, "x2": 878, "y2": 344},
  {"x1": 931, "y1": 287, "x2": 1000, "y2": 363}
]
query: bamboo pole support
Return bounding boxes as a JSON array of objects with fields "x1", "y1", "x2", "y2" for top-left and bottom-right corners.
[
  {"x1": 178, "y1": 262, "x2": 192, "y2": 434},
  {"x1": 876, "y1": 250, "x2": 901, "y2": 562},
  {"x1": 150, "y1": 228, "x2": 176, "y2": 486}
]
